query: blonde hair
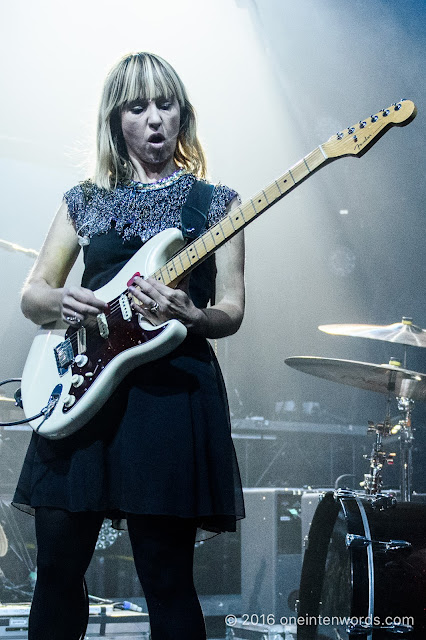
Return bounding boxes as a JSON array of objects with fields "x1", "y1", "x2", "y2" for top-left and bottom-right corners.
[{"x1": 95, "y1": 52, "x2": 207, "y2": 189}]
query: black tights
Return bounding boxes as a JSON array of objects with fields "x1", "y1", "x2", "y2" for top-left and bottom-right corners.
[{"x1": 29, "y1": 508, "x2": 206, "y2": 640}]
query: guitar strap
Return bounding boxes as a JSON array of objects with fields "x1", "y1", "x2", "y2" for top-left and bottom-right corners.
[
  {"x1": 180, "y1": 180, "x2": 216, "y2": 305},
  {"x1": 180, "y1": 179, "x2": 215, "y2": 241}
]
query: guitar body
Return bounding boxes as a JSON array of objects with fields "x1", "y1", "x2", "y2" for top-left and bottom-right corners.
[{"x1": 21, "y1": 228, "x2": 188, "y2": 439}]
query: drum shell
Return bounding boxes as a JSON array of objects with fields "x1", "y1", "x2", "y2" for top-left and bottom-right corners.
[{"x1": 297, "y1": 492, "x2": 426, "y2": 639}]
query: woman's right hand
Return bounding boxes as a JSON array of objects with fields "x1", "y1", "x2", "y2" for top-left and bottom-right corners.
[{"x1": 61, "y1": 285, "x2": 108, "y2": 325}]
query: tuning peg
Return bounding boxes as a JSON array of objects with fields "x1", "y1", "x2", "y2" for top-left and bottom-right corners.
[
  {"x1": 359, "y1": 120, "x2": 367, "y2": 128},
  {"x1": 336, "y1": 132, "x2": 344, "y2": 140},
  {"x1": 370, "y1": 115, "x2": 379, "y2": 122},
  {"x1": 348, "y1": 127, "x2": 355, "y2": 134}
]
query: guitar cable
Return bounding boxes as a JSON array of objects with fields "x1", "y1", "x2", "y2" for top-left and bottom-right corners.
[{"x1": 0, "y1": 378, "x2": 47, "y2": 426}]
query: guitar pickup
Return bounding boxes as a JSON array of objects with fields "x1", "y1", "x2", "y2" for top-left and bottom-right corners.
[
  {"x1": 119, "y1": 293, "x2": 132, "y2": 321},
  {"x1": 97, "y1": 313, "x2": 109, "y2": 339},
  {"x1": 76, "y1": 326, "x2": 87, "y2": 353}
]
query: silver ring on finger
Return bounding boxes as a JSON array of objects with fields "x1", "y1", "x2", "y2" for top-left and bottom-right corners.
[
  {"x1": 150, "y1": 302, "x2": 159, "y2": 314},
  {"x1": 65, "y1": 315, "x2": 81, "y2": 324}
]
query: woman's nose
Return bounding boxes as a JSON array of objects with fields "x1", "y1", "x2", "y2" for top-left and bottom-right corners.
[{"x1": 146, "y1": 102, "x2": 162, "y2": 126}]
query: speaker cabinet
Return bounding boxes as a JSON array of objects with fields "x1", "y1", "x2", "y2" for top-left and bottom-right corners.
[{"x1": 241, "y1": 488, "x2": 302, "y2": 619}]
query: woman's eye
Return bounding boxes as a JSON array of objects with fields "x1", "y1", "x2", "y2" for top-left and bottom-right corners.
[
  {"x1": 127, "y1": 99, "x2": 173, "y2": 113},
  {"x1": 128, "y1": 101, "x2": 148, "y2": 113}
]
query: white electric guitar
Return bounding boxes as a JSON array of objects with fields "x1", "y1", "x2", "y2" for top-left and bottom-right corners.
[{"x1": 21, "y1": 100, "x2": 417, "y2": 439}]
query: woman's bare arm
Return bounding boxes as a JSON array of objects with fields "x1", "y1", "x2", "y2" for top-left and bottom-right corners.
[{"x1": 21, "y1": 201, "x2": 108, "y2": 325}]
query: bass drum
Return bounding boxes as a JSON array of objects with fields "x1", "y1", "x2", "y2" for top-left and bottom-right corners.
[{"x1": 297, "y1": 491, "x2": 426, "y2": 639}]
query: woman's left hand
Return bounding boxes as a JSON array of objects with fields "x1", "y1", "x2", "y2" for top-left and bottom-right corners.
[{"x1": 129, "y1": 276, "x2": 206, "y2": 331}]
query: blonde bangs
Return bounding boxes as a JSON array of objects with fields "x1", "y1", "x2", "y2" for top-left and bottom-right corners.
[{"x1": 112, "y1": 54, "x2": 185, "y2": 110}]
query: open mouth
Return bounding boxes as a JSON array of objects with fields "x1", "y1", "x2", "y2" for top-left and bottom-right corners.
[{"x1": 148, "y1": 133, "x2": 165, "y2": 144}]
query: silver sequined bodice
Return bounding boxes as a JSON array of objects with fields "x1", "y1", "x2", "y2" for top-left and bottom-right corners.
[{"x1": 64, "y1": 171, "x2": 238, "y2": 242}]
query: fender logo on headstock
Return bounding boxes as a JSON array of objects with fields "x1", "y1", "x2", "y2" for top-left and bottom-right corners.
[{"x1": 353, "y1": 134, "x2": 372, "y2": 153}]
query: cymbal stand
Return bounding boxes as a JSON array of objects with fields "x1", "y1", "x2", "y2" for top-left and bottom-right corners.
[
  {"x1": 395, "y1": 396, "x2": 414, "y2": 502},
  {"x1": 363, "y1": 418, "x2": 391, "y2": 496}
]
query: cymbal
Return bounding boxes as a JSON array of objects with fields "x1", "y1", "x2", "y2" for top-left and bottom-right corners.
[
  {"x1": 285, "y1": 356, "x2": 426, "y2": 401},
  {"x1": 318, "y1": 317, "x2": 426, "y2": 348}
]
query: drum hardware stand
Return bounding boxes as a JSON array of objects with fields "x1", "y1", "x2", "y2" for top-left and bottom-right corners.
[
  {"x1": 360, "y1": 404, "x2": 398, "y2": 509},
  {"x1": 361, "y1": 392, "x2": 415, "y2": 504},
  {"x1": 362, "y1": 418, "x2": 392, "y2": 497},
  {"x1": 334, "y1": 390, "x2": 399, "y2": 510},
  {"x1": 395, "y1": 395, "x2": 414, "y2": 502}
]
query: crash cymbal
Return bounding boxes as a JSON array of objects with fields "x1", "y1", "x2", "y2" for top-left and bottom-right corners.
[
  {"x1": 285, "y1": 356, "x2": 426, "y2": 401},
  {"x1": 318, "y1": 317, "x2": 426, "y2": 348}
]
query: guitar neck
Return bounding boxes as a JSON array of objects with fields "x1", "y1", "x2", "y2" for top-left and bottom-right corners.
[{"x1": 152, "y1": 145, "x2": 328, "y2": 287}]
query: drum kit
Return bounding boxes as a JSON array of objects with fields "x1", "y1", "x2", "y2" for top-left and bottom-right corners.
[{"x1": 285, "y1": 317, "x2": 426, "y2": 639}]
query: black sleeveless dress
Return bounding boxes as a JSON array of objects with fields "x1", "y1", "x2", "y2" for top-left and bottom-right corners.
[{"x1": 13, "y1": 171, "x2": 245, "y2": 540}]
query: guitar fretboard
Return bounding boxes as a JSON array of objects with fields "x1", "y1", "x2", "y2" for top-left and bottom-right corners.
[{"x1": 151, "y1": 146, "x2": 328, "y2": 287}]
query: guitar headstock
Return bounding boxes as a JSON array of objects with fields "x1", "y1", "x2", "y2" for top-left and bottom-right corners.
[{"x1": 322, "y1": 99, "x2": 417, "y2": 159}]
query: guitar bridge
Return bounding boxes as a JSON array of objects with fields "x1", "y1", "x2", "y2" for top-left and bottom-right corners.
[
  {"x1": 54, "y1": 327, "x2": 87, "y2": 376},
  {"x1": 54, "y1": 339, "x2": 74, "y2": 376}
]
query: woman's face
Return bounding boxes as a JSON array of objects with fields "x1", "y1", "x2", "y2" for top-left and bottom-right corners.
[{"x1": 120, "y1": 95, "x2": 181, "y2": 168}]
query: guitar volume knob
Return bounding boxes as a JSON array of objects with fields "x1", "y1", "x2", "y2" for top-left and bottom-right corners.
[
  {"x1": 71, "y1": 374, "x2": 84, "y2": 388},
  {"x1": 63, "y1": 394, "x2": 76, "y2": 408},
  {"x1": 74, "y1": 354, "x2": 88, "y2": 367}
]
